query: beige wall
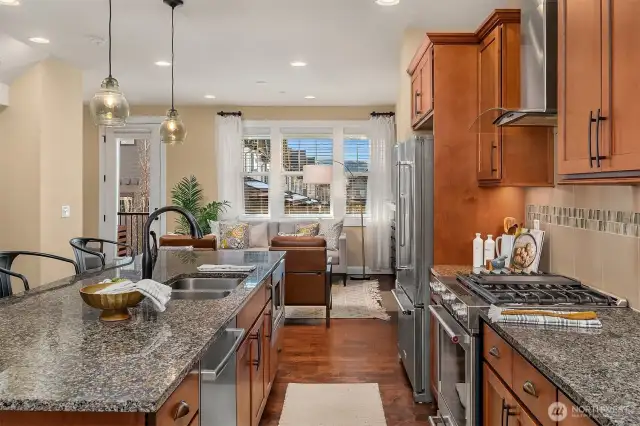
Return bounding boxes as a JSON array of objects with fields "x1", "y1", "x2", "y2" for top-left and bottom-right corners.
[
  {"x1": 82, "y1": 105, "x2": 393, "y2": 267},
  {"x1": 0, "y1": 59, "x2": 83, "y2": 288}
]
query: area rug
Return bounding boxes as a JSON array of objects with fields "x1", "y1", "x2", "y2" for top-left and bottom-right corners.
[
  {"x1": 278, "y1": 383, "x2": 387, "y2": 426},
  {"x1": 285, "y1": 280, "x2": 390, "y2": 321}
]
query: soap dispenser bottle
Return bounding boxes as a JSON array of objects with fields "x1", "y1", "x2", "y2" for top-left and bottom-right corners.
[
  {"x1": 484, "y1": 234, "x2": 496, "y2": 264},
  {"x1": 473, "y1": 233, "x2": 484, "y2": 268}
]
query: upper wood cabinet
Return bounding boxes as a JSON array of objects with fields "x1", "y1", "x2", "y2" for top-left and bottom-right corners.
[
  {"x1": 476, "y1": 10, "x2": 554, "y2": 187},
  {"x1": 559, "y1": 0, "x2": 640, "y2": 181},
  {"x1": 408, "y1": 39, "x2": 434, "y2": 129}
]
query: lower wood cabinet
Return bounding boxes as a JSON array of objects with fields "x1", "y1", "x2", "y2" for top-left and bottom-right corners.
[
  {"x1": 558, "y1": 393, "x2": 597, "y2": 426},
  {"x1": 236, "y1": 334, "x2": 252, "y2": 426},
  {"x1": 483, "y1": 363, "x2": 538, "y2": 426}
]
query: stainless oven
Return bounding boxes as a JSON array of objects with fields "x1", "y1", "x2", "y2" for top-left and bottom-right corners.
[
  {"x1": 428, "y1": 305, "x2": 477, "y2": 426},
  {"x1": 270, "y1": 259, "x2": 285, "y2": 342}
]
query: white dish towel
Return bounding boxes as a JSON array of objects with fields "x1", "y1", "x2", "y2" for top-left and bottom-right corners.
[
  {"x1": 96, "y1": 279, "x2": 172, "y2": 312},
  {"x1": 197, "y1": 264, "x2": 256, "y2": 272}
]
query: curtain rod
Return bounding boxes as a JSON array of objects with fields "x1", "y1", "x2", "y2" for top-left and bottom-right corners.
[
  {"x1": 370, "y1": 111, "x2": 395, "y2": 117},
  {"x1": 217, "y1": 111, "x2": 242, "y2": 117}
]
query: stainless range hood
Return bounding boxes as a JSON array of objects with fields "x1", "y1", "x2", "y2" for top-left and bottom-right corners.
[{"x1": 494, "y1": 0, "x2": 558, "y2": 127}]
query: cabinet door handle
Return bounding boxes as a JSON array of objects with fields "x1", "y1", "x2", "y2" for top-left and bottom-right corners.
[
  {"x1": 588, "y1": 110, "x2": 595, "y2": 168},
  {"x1": 502, "y1": 400, "x2": 517, "y2": 426},
  {"x1": 488, "y1": 346, "x2": 500, "y2": 358},
  {"x1": 594, "y1": 108, "x2": 608, "y2": 168},
  {"x1": 491, "y1": 144, "x2": 498, "y2": 172},
  {"x1": 415, "y1": 91, "x2": 422, "y2": 115},
  {"x1": 251, "y1": 329, "x2": 262, "y2": 370},
  {"x1": 173, "y1": 400, "x2": 190, "y2": 421},
  {"x1": 522, "y1": 380, "x2": 538, "y2": 398}
]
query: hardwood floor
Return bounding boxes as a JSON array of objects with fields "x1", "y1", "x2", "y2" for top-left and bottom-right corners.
[{"x1": 260, "y1": 276, "x2": 437, "y2": 426}]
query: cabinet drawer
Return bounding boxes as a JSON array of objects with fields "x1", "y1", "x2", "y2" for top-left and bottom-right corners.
[
  {"x1": 237, "y1": 279, "x2": 269, "y2": 331},
  {"x1": 153, "y1": 371, "x2": 199, "y2": 426},
  {"x1": 513, "y1": 351, "x2": 557, "y2": 426},
  {"x1": 482, "y1": 323, "x2": 513, "y2": 386},
  {"x1": 187, "y1": 413, "x2": 199, "y2": 426},
  {"x1": 558, "y1": 392, "x2": 597, "y2": 426}
]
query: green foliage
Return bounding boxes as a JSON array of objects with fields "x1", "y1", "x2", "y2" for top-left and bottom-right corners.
[{"x1": 170, "y1": 175, "x2": 230, "y2": 235}]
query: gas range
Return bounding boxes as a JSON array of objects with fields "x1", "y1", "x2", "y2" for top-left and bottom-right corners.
[{"x1": 430, "y1": 271, "x2": 627, "y2": 335}]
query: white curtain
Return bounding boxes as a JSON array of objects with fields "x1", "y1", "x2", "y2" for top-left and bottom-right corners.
[
  {"x1": 216, "y1": 114, "x2": 244, "y2": 220},
  {"x1": 366, "y1": 115, "x2": 396, "y2": 271}
]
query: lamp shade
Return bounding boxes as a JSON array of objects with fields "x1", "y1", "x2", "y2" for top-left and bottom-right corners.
[
  {"x1": 89, "y1": 77, "x2": 130, "y2": 127},
  {"x1": 160, "y1": 109, "x2": 187, "y2": 145},
  {"x1": 303, "y1": 165, "x2": 332, "y2": 184}
]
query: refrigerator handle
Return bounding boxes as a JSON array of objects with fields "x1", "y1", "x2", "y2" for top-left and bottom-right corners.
[{"x1": 397, "y1": 161, "x2": 413, "y2": 270}]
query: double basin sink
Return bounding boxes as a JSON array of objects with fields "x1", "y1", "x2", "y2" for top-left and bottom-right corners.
[{"x1": 169, "y1": 275, "x2": 248, "y2": 300}]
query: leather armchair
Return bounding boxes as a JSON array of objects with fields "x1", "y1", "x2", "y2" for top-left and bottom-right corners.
[
  {"x1": 270, "y1": 236, "x2": 331, "y2": 327},
  {"x1": 159, "y1": 234, "x2": 217, "y2": 250}
]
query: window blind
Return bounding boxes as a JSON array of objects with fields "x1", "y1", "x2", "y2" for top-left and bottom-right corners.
[
  {"x1": 243, "y1": 137, "x2": 271, "y2": 215},
  {"x1": 282, "y1": 136, "x2": 333, "y2": 172},
  {"x1": 344, "y1": 137, "x2": 370, "y2": 214}
]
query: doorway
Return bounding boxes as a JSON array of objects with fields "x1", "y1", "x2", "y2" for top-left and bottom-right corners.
[{"x1": 99, "y1": 117, "x2": 166, "y2": 262}]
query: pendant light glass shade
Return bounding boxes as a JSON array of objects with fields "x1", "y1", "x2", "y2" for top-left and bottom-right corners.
[
  {"x1": 160, "y1": 109, "x2": 187, "y2": 145},
  {"x1": 89, "y1": 77, "x2": 130, "y2": 127},
  {"x1": 90, "y1": 0, "x2": 129, "y2": 127}
]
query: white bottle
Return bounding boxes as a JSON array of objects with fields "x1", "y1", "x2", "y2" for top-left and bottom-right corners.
[
  {"x1": 484, "y1": 234, "x2": 496, "y2": 264},
  {"x1": 473, "y1": 233, "x2": 484, "y2": 268}
]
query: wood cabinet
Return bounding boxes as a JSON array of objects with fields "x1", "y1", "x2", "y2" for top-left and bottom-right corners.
[
  {"x1": 476, "y1": 11, "x2": 554, "y2": 187},
  {"x1": 558, "y1": 392, "x2": 598, "y2": 426},
  {"x1": 250, "y1": 309, "x2": 267, "y2": 426},
  {"x1": 152, "y1": 371, "x2": 199, "y2": 426},
  {"x1": 483, "y1": 363, "x2": 538, "y2": 426},
  {"x1": 236, "y1": 334, "x2": 252, "y2": 426},
  {"x1": 408, "y1": 40, "x2": 434, "y2": 129},
  {"x1": 559, "y1": 0, "x2": 640, "y2": 181}
]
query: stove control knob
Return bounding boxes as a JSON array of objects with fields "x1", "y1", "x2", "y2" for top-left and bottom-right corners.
[
  {"x1": 452, "y1": 303, "x2": 468, "y2": 319},
  {"x1": 430, "y1": 281, "x2": 445, "y2": 294},
  {"x1": 442, "y1": 292, "x2": 456, "y2": 302}
]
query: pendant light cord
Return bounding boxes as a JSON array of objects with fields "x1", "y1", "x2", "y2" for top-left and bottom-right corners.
[
  {"x1": 108, "y1": 0, "x2": 112, "y2": 78},
  {"x1": 171, "y1": 6, "x2": 175, "y2": 111}
]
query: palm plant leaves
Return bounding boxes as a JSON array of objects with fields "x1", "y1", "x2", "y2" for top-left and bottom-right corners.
[{"x1": 170, "y1": 175, "x2": 231, "y2": 235}]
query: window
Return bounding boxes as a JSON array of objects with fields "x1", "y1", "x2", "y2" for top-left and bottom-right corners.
[
  {"x1": 242, "y1": 137, "x2": 271, "y2": 215},
  {"x1": 344, "y1": 136, "x2": 370, "y2": 215},
  {"x1": 282, "y1": 135, "x2": 333, "y2": 215}
]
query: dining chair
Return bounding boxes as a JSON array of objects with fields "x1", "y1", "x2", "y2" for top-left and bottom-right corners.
[
  {"x1": 0, "y1": 251, "x2": 80, "y2": 297},
  {"x1": 69, "y1": 238, "x2": 134, "y2": 273}
]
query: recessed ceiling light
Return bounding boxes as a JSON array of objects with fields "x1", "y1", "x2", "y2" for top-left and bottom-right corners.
[
  {"x1": 375, "y1": 0, "x2": 400, "y2": 5},
  {"x1": 29, "y1": 37, "x2": 50, "y2": 44},
  {"x1": 304, "y1": 95, "x2": 316, "y2": 99},
  {"x1": 0, "y1": 0, "x2": 20, "y2": 6},
  {"x1": 204, "y1": 95, "x2": 216, "y2": 99},
  {"x1": 256, "y1": 80, "x2": 268, "y2": 84},
  {"x1": 86, "y1": 35, "x2": 106, "y2": 46},
  {"x1": 155, "y1": 61, "x2": 171, "y2": 67},
  {"x1": 290, "y1": 61, "x2": 307, "y2": 67}
]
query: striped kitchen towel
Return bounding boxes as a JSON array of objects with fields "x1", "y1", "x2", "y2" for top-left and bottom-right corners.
[{"x1": 488, "y1": 305, "x2": 603, "y2": 328}]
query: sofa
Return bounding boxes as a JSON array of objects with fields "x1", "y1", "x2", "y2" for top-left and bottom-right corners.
[{"x1": 222, "y1": 219, "x2": 347, "y2": 283}]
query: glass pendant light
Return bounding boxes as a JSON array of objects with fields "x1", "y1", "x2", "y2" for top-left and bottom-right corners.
[
  {"x1": 89, "y1": 0, "x2": 130, "y2": 127},
  {"x1": 160, "y1": 0, "x2": 187, "y2": 145}
]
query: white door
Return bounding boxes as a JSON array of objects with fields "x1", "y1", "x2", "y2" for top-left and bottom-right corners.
[{"x1": 99, "y1": 118, "x2": 166, "y2": 262}]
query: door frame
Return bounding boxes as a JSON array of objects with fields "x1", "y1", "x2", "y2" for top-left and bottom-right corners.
[{"x1": 98, "y1": 116, "x2": 166, "y2": 260}]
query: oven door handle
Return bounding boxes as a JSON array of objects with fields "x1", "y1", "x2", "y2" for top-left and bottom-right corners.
[
  {"x1": 391, "y1": 289, "x2": 413, "y2": 315},
  {"x1": 429, "y1": 305, "x2": 469, "y2": 345}
]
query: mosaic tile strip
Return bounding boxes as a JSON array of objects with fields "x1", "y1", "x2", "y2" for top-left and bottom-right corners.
[{"x1": 527, "y1": 204, "x2": 640, "y2": 237}]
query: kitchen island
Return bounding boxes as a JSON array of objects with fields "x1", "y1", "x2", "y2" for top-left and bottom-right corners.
[
  {"x1": 481, "y1": 309, "x2": 640, "y2": 426},
  {"x1": 0, "y1": 250, "x2": 285, "y2": 425}
]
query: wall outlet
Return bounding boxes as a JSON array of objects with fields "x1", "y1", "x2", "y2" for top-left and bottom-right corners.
[{"x1": 61, "y1": 205, "x2": 71, "y2": 218}]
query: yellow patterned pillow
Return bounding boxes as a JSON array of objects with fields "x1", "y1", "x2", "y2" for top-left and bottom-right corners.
[
  {"x1": 219, "y1": 222, "x2": 250, "y2": 249},
  {"x1": 295, "y1": 222, "x2": 320, "y2": 236}
]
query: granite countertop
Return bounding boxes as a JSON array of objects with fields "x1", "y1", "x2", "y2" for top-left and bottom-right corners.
[
  {"x1": 0, "y1": 250, "x2": 285, "y2": 413},
  {"x1": 431, "y1": 265, "x2": 473, "y2": 277},
  {"x1": 481, "y1": 309, "x2": 640, "y2": 426}
]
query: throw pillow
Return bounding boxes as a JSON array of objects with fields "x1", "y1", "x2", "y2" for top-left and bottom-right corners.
[
  {"x1": 219, "y1": 222, "x2": 250, "y2": 249},
  {"x1": 295, "y1": 222, "x2": 320, "y2": 236},
  {"x1": 249, "y1": 222, "x2": 270, "y2": 248},
  {"x1": 318, "y1": 219, "x2": 344, "y2": 251}
]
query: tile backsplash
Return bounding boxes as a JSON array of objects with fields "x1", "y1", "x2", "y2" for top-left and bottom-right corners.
[{"x1": 525, "y1": 185, "x2": 640, "y2": 307}]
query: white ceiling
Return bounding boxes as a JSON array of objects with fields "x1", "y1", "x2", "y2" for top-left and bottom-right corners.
[{"x1": 0, "y1": 0, "x2": 515, "y2": 106}]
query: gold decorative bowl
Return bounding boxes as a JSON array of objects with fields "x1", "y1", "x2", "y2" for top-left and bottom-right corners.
[{"x1": 80, "y1": 283, "x2": 144, "y2": 322}]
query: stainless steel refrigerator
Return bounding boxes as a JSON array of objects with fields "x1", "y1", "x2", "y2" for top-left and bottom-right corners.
[{"x1": 391, "y1": 135, "x2": 434, "y2": 403}]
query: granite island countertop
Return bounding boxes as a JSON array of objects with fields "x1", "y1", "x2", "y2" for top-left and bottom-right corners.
[
  {"x1": 0, "y1": 250, "x2": 285, "y2": 413},
  {"x1": 481, "y1": 308, "x2": 640, "y2": 426}
]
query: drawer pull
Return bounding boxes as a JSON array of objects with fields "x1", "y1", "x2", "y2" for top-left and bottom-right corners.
[
  {"x1": 522, "y1": 381, "x2": 538, "y2": 398},
  {"x1": 173, "y1": 400, "x2": 190, "y2": 420},
  {"x1": 488, "y1": 346, "x2": 500, "y2": 358}
]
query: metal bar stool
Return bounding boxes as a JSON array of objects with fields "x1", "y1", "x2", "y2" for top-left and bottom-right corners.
[
  {"x1": 69, "y1": 238, "x2": 134, "y2": 273},
  {"x1": 0, "y1": 251, "x2": 80, "y2": 297}
]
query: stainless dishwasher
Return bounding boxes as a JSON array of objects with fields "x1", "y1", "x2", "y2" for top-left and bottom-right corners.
[{"x1": 200, "y1": 319, "x2": 245, "y2": 426}]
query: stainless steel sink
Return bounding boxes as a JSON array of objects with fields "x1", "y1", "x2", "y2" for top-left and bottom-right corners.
[
  {"x1": 171, "y1": 290, "x2": 232, "y2": 300},
  {"x1": 170, "y1": 277, "x2": 245, "y2": 291}
]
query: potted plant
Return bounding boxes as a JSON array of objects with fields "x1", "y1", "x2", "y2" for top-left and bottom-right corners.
[{"x1": 170, "y1": 175, "x2": 230, "y2": 235}]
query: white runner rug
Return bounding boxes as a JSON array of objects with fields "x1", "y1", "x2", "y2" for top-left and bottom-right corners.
[
  {"x1": 278, "y1": 383, "x2": 387, "y2": 426},
  {"x1": 285, "y1": 280, "x2": 390, "y2": 321}
]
